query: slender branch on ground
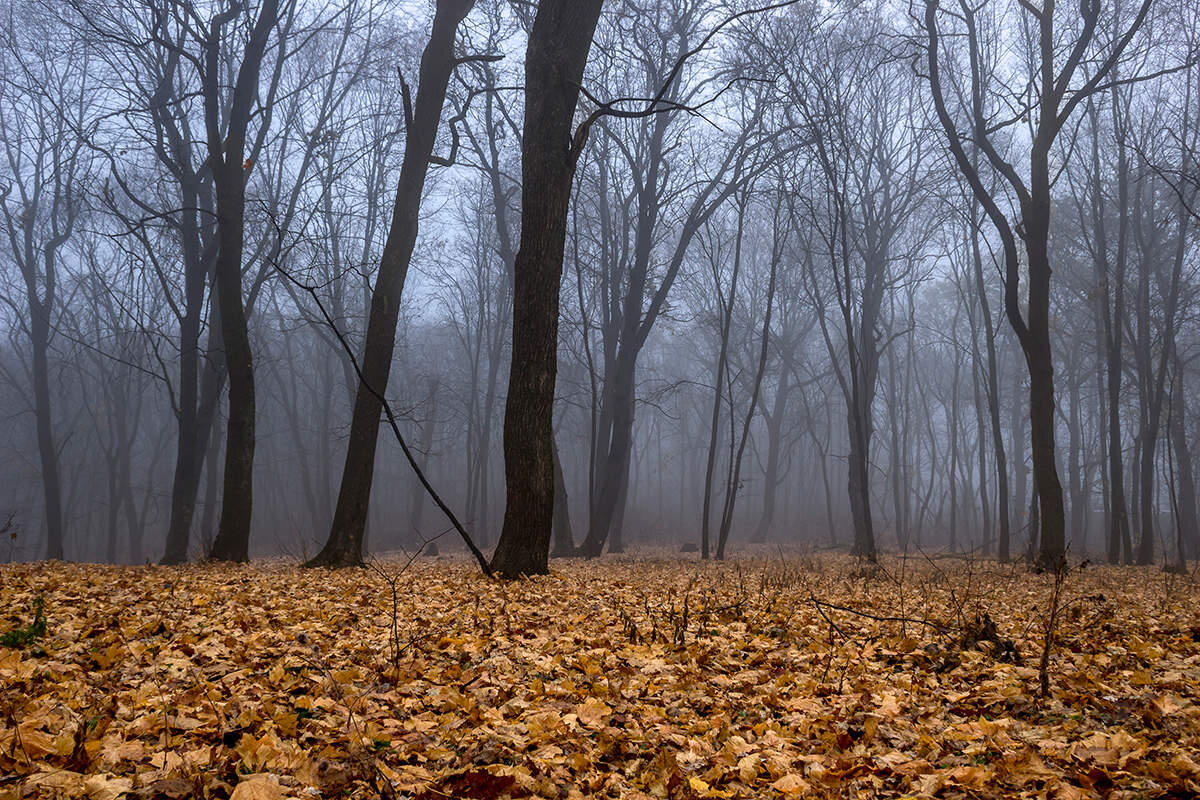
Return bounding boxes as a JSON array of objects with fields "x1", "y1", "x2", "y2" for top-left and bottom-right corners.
[{"x1": 272, "y1": 262, "x2": 493, "y2": 577}]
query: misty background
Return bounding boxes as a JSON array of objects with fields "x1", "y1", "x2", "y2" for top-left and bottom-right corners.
[{"x1": 0, "y1": 0, "x2": 1196, "y2": 566}]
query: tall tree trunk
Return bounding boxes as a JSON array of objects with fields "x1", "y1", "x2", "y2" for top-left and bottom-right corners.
[
  {"x1": 1096, "y1": 91, "x2": 1132, "y2": 565},
  {"x1": 206, "y1": 0, "x2": 281, "y2": 562},
  {"x1": 1024, "y1": 138, "x2": 1067, "y2": 570},
  {"x1": 490, "y1": 0, "x2": 604, "y2": 576},
  {"x1": 160, "y1": 181, "x2": 213, "y2": 564},
  {"x1": 922, "y1": 0, "x2": 1153, "y2": 569},
  {"x1": 30, "y1": 311, "x2": 64, "y2": 560},
  {"x1": 308, "y1": 0, "x2": 476, "y2": 567},
  {"x1": 700, "y1": 197, "x2": 747, "y2": 560},
  {"x1": 206, "y1": 167, "x2": 257, "y2": 562}
]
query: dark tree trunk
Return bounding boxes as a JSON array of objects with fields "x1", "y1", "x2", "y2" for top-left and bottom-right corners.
[
  {"x1": 923, "y1": 0, "x2": 1153, "y2": 570},
  {"x1": 491, "y1": 0, "x2": 604, "y2": 576},
  {"x1": 1097, "y1": 93, "x2": 1132, "y2": 565},
  {"x1": 1024, "y1": 140, "x2": 1067, "y2": 571},
  {"x1": 700, "y1": 190, "x2": 753, "y2": 560},
  {"x1": 577, "y1": 360, "x2": 636, "y2": 557},
  {"x1": 847, "y1": 408, "x2": 877, "y2": 561},
  {"x1": 576, "y1": 101, "x2": 751, "y2": 559},
  {"x1": 608, "y1": 446, "x2": 632, "y2": 554},
  {"x1": 206, "y1": 0, "x2": 281, "y2": 562},
  {"x1": 30, "y1": 312, "x2": 64, "y2": 560},
  {"x1": 206, "y1": 167, "x2": 257, "y2": 562},
  {"x1": 717, "y1": 221, "x2": 779, "y2": 560},
  {"x1": 160, "y1": 180, "x2": 213, "y2": 564},
  {"x1": 308, "y1": 0, "x2": 476, "y2": 567}
]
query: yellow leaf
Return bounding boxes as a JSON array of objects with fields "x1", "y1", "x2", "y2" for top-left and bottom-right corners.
[
  {"x1": 84, "y1": 775, "x2": 134, "y2": 800},
  {"x1": 229, "y1": 774, "x2": 283, "y2": 800},
  {"x1": 576, "y1": 696, "x2": 610, "y2": 728},
  {"x1": 914, "y1": 772, "x2": 946, "y2": 795},
  {"x1": 876, "y1": 692, "x2": 902, "y2": 716},
  {"x1": 330, "y1": 668, "x2": 358, "y2": 685},
  {"x1": 771, "y1": 774, "x2": 811, "y2": 797}
]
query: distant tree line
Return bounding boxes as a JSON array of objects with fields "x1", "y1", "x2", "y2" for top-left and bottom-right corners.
[{"x1": 0, "y1": 0, "x2": 1196, "y2": 574}]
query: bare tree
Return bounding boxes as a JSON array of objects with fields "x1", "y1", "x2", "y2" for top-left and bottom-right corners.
[
  {"x1": 0, "y1": 9, "x2": 95, "y2": 559},
  {"x1": 923, "y1": 0, "x2": 1155, "y2": 568},
  {"x1": 789, "y1": 22, "x2": 930, "y2": 562},
  {"x1": 306, "y1": 0, "x2": 479, "y2": 567},
  {"x1": 490, "y1": 0, "x2": 604, "y2": 576}
]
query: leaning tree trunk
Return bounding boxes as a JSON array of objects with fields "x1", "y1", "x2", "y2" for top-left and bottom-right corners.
[
  {"x1": 307, "y1": 0, "x2": 476, "y2": 567},
  {"x1": 490, "y1": 0, "x2": 604, "y2": 576},
  {"x1": 921, "y1": 0, "x2": 1155, "y2": 572}
]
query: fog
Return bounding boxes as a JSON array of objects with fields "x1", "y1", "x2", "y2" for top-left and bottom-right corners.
[{"x1": 0, "y1": 0, "x2": 1195, "y2": 571}]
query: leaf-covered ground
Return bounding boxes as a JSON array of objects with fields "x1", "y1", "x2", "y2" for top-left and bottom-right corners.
[{"x1": 2, "y1": 553, "x2": 1199, "y2": 799}]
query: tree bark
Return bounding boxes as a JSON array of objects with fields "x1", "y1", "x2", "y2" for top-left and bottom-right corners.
[
  {"x1": 307, "y1": 0, "x2": 476, "y2": 567},
  {"x1": 923, "y1": 0, "x2": 1152, "y2": 569},
  {"x1": 30, "y1": 309, "x2": 64, "y2": 560},
  {"x1": 491, "y1": 0, "x2": 604, "y2": 576},
  {"x1": 206, "y1": 0, "x2": 281, "y2": 562}
]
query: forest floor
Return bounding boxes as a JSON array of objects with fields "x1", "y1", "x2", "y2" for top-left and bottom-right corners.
[{"x1": 1, "y1": 551, "x2": 1199, "y2": 800}]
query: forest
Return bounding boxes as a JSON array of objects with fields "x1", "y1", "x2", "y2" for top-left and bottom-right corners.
[{"x1": 1, "y1": 0, "x2": 1200, "y2": 797}]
